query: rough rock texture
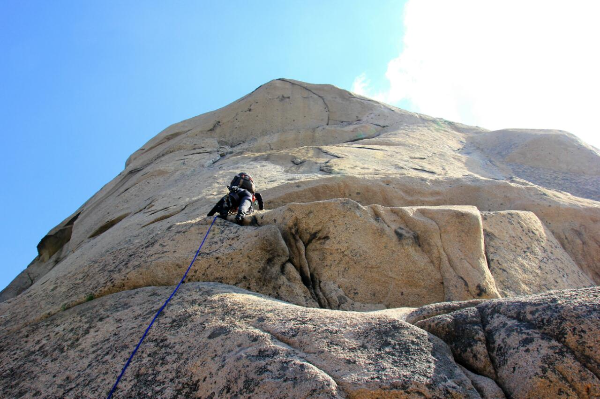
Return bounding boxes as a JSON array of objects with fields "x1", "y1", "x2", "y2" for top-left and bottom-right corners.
[
  {"x1": 0, "y1": 283, "x2": 482, "y2": 398},
  {"x1": 4, "y1": 79, "x2": 599, "y2": 307},
  {"x1": 264, "y1": 176, "x2": 600, "y2": 285},
  {"x1": 459, "y1": 366, "x2": 506, "y2": 399},
  {"x1": 414, "y1": 287, "x2": 600, "y2": 398},
  {"x1": 258, "y1": 200, "x2": 500, "y2": 310},
  {"x1": 1, "y1": 79, "x2": 599, "y2": 397}
]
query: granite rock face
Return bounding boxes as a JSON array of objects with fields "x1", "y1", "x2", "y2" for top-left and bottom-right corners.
[
  {"x1": 257, "y1": 200, "x2": 500, "y2": 310},
  {"x1": 481, "y1": 210, "x2": 593, "y2": 297},
  {"x1": 0, "y1": 283, "x2": 482, "y2": 398},
  {"x1": 414, "y1": 287, "x2": 600, "y2": 398},
  {"x1": 1, "y1": 79, "x2": 599, "y2": 397},
  {"x1": 469, "y1": 129, "x2": 600, "y2": 201}
]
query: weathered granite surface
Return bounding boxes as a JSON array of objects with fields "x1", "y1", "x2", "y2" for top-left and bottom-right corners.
[
  {"x1": 1, "y1": 79, "x2": 599, "y2": 398},
  {"x1": 414, "y1": 287, "x2": 600, "y2": 398},
  {"x1": 0, "y1": 283, "x2": 481, "y2": 398}
]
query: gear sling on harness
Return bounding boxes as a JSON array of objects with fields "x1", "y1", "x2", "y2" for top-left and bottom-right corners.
[{"x1": 106, "y1": 215, "x2": 218, "y2": 399}]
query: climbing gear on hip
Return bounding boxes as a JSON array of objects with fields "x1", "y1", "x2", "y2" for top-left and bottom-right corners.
[{"x1": 207, "y1": 188, "x2": 264, "y2": 221}]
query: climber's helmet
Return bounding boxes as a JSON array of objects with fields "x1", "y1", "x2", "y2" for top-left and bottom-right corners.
[{"x1": 230, "y1": 172, "x2": 255, "y2": 193}]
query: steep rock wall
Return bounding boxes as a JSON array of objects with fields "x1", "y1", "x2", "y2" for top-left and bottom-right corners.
[{"x1": 1, "y1": 79, "x2": 599, "y2": 398}]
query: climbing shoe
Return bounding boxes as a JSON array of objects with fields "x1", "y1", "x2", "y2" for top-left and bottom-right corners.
[{"x1": 235, "y1": 214, "x2": 244, "y2": 225}]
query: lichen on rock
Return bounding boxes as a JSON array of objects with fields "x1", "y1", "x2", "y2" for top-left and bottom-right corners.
[{"x1": 1, "y1": 79, "x2": 599, "y2": 398}]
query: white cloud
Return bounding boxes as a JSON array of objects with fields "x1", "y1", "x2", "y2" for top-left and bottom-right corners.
[
  {"x1": 351, "y1": 73, "x2": 370, "y2": 97},
  {"x1": 351, "y1": 73, "x2": 387, "y2": 103},
  {"x1": 356, "y1": 0, "x2": 600, "y2": 149}
]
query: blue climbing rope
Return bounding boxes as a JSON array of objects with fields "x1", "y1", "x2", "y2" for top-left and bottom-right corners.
[{"x1": 106, "y1": 215, "x2": 218, "y2": 399}]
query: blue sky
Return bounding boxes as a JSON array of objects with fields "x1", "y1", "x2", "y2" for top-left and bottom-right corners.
[
  {"x1": 0, "y1": 1, "x2": 407, "y2": 291},
  {"x1": 2, "y1": 1, "x2": 599, "y2": 292}
]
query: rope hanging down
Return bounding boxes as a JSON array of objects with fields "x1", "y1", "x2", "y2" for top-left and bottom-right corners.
[{"x1": 107, "y1": 215, "x2": 218, "y2": 399}]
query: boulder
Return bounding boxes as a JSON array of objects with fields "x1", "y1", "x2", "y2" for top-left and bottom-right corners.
[
  {"x1": 0, "y1": 199, "x2": 502, "y2": 335},
  {"x1": 257, "y1": 200, "x2": 500, "y2": 310},
  {"x1": 482, "y1": 210, "x2": 594, "y2": 296},
  {"x1": 265, "y1": 176, "x2": 600, "y2": 285},
  {"x1": 414, "y1": 287, "x2": 600, "y2": 398},
  {"x1": 0, "y1": 283, "x2": 481, "y2": 398}
]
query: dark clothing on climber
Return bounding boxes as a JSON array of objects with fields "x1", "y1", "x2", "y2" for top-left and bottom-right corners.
[
  {"x1": 207, "y1": 172, "x2": 264, "y2": 224},
  {"x1": 235, "y1": 187, "x2": 254, "y2": 218}
]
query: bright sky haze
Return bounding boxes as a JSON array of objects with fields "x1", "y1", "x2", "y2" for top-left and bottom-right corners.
[
  {"x1": 353, "y1": 0, "x2": 600, "y2": 145},
  {"x1": 1, "y1": 0, "x2": 598, "y2": 291}
]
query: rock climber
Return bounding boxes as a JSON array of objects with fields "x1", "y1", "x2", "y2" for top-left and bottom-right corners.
[{"x1": 207, "y1": 172, "x2": 264, "y2": 224}]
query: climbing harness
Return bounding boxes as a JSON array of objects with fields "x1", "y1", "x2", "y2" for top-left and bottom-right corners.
[
  {"x1": 207, "y1": 187, "x2": 263, "y2": 220},
  {"x1": 106, "y1": 215, "x2": 218, "y2": 399}
]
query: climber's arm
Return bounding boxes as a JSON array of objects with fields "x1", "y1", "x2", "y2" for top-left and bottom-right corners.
[
  {"x1": 255, "y1": 192, "x2": 264, "y2": 210},
  {"x1": 207, "y1": 197, "x2": 225, "y2": 216}
]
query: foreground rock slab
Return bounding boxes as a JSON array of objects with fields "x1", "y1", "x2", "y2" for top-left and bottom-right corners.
[
  {"x1": 413, "y1": 287, "x2": 600, "y2": 398},
  {"x1": 0, "y1": 283, "x2": 480, "y2": 398}
]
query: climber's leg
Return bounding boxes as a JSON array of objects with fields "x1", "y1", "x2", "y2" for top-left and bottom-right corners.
[{"x1": 235, "y1": 191, "x2": 253, "y2": 224}]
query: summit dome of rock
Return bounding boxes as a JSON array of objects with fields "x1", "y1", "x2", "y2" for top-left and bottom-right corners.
[{"x1": 1, "y1": 79, "x2": 599, "y2": 398}]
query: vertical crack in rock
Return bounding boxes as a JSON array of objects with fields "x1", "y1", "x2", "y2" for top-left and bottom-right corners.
[
  {"x1": 472, "y1": 306, "x2": 501, "y2": 383},
  {"x1": 481, "y1": 230, "x2": 495, "y2": 275},
  {"x1": 292, "y1": 232, "x2": 312, "y2": 289},
  {"x1": 429, "y1": 217, "x2": 472, "y2": 297},
  {"x1": 25, "y1": 271, "x2": 33, "y2": 286},
  {"x1": 286, "y1": 230, "x2": 329, "y2": 308},
  {"x1": 415, "y1": 306, "x2": 500, "y2": 390},
  {"x1": 303, "y1": 229, "x2": 333, "y2": 309},
  {"x1": 278, "y1": 79, "x2": 331, "y2": 125},
  {"x1": 310, "y1": 273, "x2": 330, "y2": 309},
  {"x1": 475, "y1": 306, "x2": 504, "y2": 395}
]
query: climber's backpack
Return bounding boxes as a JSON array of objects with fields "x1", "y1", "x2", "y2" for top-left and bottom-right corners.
[{"x1": 230, "y1": 172, "x2": 255, "y2": 193}]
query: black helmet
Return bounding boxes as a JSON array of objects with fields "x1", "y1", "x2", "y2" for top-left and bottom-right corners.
[
  {"x1": 238, "y1": 172, "x2": 253, "y2": 181},
  {"x1": 230, "y1": 172, "x2": 255, "y2": 193}
]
